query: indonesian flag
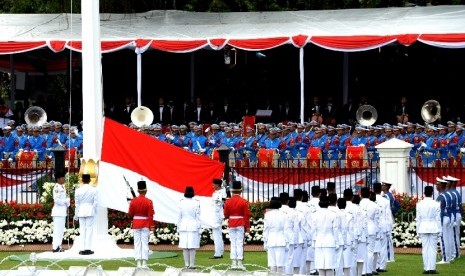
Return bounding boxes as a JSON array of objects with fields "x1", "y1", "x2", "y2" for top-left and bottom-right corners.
[{"x1": 98, "y1": 118, "x2": 224, "y2": 226}]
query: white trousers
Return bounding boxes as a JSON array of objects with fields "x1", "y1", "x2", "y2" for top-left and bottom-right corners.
[
  {"x1": 134, "y1": 227, "x2": 150, "y2": 261},
  {"x1": 365, "y1": 236, "x2": 375, "y2": 274},
  {"x1": 454, "y1": 213, "x2": 462, "y2": 258},
  {"x1": 419, "y1": 233, "x2": 437, "y2": 271},
  {"x1": 78, "y1": 216, "x2": 94, "y2": 250},
  {"x1": 439, "y1": 217, "x2": 452, "y2": 262},
  {"x1": 212, "y1": 226, "x2": 224, "y2": 257},
  {"x1": 376, "y1": 233, "x2": 387, "y2": 270},
  {"x1": 387, "y1": 232, "x2": 394, "y2": 261},
  {"x1": 229, "y1": 226, "x2": 245, "y2": 260},
  {"x1": 52, "y1": 216, "x2": 66, "y2": 249}
]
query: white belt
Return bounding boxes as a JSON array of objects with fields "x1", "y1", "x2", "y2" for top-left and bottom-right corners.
[
  {"x1": 229, "y1": 216, "x2": 244, "y2": 219},
  {"x1": 133, "y1": 216, "x2": 148, "y2": 219}
]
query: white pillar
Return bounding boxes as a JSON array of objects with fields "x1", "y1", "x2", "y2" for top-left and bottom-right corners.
[{"x1": 375, "y1": 138, "x2": 413, "y2": 194}]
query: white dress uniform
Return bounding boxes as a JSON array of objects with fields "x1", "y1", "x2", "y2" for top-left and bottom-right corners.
[
  {"x1": 328, "y1": 206, "x2": 345, "y2": 276},
  {"x1": 305, "y1": 197, "x2": 320, "y2": 274},
  {"x1": 74, "y1": 183, "x2": 98, "y2": 252},
  {"x1": 416, "y1": 197, "x2": 441, "y2": 272},
  {"x1": 284, "y1": 207, "x2": 305, "y2": 274},
  {"x1": 311, "y1": 207, "x2": 339, "y2": 273},
  {"x1": 296, "y1": 200, "x2": 312, "y2": 274},
  {"x1": 375, "y1": 194, "x2": 392, "y2": 271},
  {"x1": 264, "y1": 208, "x2": 288, "y2": 272},
  {"x1": 177, "y1": 197, "x2": 201, "y2": 249},
  {"x1": 51, "y1": 183, "x2": 70, "y2": 251},
  {"x1": 211, "y1": 187, "x2": 227, "y2": 257},
  {"x1": 350, "y1": 201, "x2": 368, "y2": 276},
  {"x1": 359, "y1": 198, "x2": 380, "y2": 275}
]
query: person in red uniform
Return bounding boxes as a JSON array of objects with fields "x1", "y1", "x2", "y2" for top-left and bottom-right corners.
[
  {"x1": 128, "y1": 181, "x2": 155, "y2": 269},
  {"x1": 224, "y1": 181, "x2": 251, "y2": 270}
]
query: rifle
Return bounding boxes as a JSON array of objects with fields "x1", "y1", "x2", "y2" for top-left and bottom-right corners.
[{"x1": 123, "y1": 175, "x2": 137, "y2": 200}]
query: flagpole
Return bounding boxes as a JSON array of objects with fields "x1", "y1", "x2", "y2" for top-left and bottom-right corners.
[{"x1": 78, "y1": 0, "x2": 129, "y2": 257}]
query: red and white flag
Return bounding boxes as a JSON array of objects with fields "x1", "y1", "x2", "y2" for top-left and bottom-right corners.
[{"x1": 97, "y1": 118, "x2": 224, "y2": 225}]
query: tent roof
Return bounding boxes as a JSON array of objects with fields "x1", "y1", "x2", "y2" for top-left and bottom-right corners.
[{"x1": 0, "y1": 6, "x2": 464, "y2": 53}]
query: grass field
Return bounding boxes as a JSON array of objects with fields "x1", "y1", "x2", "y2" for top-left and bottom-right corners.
[{"x1": 0, "y1": 251, "x2": 464, "y2": 275}]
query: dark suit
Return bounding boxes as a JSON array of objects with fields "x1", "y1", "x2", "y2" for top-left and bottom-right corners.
[
  {"x1": 218, "y1": 105, "x2": 236, "y2": 123},
  {"x1": 192, "y1": 105, "x2": 209, "y2": 124},
  {"x1": 119, "y1": 104, "x2": 136, "y2": 125},
  {"x1": 153, "y1": 105, "x2": 172, "y2": 125},
  {"x1": 322, "y1": 104, "x2": 339, "y2": 126},
  {"x1": 342, "y1": 103, "x2": 357, "y2": 125}
]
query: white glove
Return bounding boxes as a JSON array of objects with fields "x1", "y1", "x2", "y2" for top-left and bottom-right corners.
[
  {"x1": 359, "y1": 144, "x2": 365, "y2": 147},
  {"x1": 209, "y1": 138, "x2": 216, "y2": 144},
  {"x1": 421, "y1": 142, "x2": 427, "y2": 148},
  {"x1": 199, "y1": 148, "x2": 206, "y2": 153},
  {"x1": 73, "y1": 215, "x2": 78, "y2": 221},
  {"x1": 285, "y1": 243, "x2": 290, "y2": 251},
  {"x1": 230, "y1": 147, "x2": 235, "y2": 151},
  {"x1": 460, "y1": 148, "x2": 465, "y2": 153}
]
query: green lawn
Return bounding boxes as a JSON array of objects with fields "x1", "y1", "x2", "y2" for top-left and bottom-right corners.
[{"x1": 0, "y1": 251, "x2": 464, "y2": 275}]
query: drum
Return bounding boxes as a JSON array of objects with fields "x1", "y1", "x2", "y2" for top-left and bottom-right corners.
[
  {"x1": 16, "y1": 151, "x2": 37, "y2": 169},
  {"x1": 346, "y1": 146, "x2": 367, "y2": 168},
  {"x1": 65, "y1": 148, "x2": 78, "y2": 168},
  {"x1": 211, "y1": 148, "x2": 220, "y2": 161},
  {"x1": 257, "y1": 148, "x2": 276, "y2": 168},
  {"x1": 307, "y1": 147, "x2": 322, "y2": 168}
]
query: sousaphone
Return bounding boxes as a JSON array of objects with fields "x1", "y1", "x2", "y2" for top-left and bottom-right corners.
[
  {"x1": 24, "y1": 106, "x2": 47, "y2": 126},
  {"x1": 356, "y1": 105, "x2": 378, "y2": 126},
  {"x1": 130, "y1": 106, "x2": 154, "y2": 127},
  {"x1": 421, "y1": 100, "x2": 441, "y2": 124}
]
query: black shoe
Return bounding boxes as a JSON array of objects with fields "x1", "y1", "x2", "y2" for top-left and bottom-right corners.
[
  {"x1": 377, "y1": 269, "x2": 387, "y2": 273},
  {"x1": 188, "y1": 266, "x2": 196, "y2": 269},
  {"x1": 209, "y1": 255, "x2": 223, "y2": 259},
  {"x1": 429, "y1": 270, "x2": 438, "y2": 274},
  {"x1": 85, "y1": 250, "x2": 94, "y2": 255},
  {"x1": 79, "y1": 251, "x2": 85, "y2": 255},
  {"x1": 52, "y1": 247, "x2": 64, "y2": 253}
]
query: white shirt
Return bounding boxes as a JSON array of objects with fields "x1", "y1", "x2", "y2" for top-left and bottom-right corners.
[
  {"x1": 416, "y1": 197, "x2": 441, "y2": 234},
  {"x1": 177, "y1": 197, "x2": 201, "y2": 231},
  {"x1": 51, "y1": 183, "x2": 70, "y2": 217},
  {"x1": 75, "y1": 184, "x2": 98, "y2": 218}
]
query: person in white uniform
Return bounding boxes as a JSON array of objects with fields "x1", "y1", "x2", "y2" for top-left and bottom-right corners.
[
  {"x1": 210, "y1": 178, "x2": 227, "y2": 259},
  {"x1": 263, "y1": 197, "x2": 288, "y2": 274},
  {"x1": 305, "y1": 186, "x2": 321, "y2": 275},
  {"x1": 359, "y1": 187, "x2": 380, "y2": 276},
  {"x1": 74, "y1": 174, "x2": 98, "y2": 255},
  {"x1": 177, "y1": 186, "x2": 201, "y2": 269},
  {"x1": 311, "y1": 194, "x2": 339, "y2": 276},
  {"x1": 51, "y1": 172, "x2": 70, "y2": 253},
  {"x1": 373, "y1": 182, "x2": 392, "y2": 273},
  {"x1": 416, "y1": 186, "x2": 441, "y2": 275}
]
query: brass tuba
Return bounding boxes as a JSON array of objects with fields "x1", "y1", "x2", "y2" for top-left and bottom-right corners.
[
  {"x1": 421, "y1": 100, "x2": 441, "y2": 124},
  {"x1": 24, "y1": 106, "x2": 47, "y2": 126},
  {"x1": 356, "y1": 104, "x2": 378, "y2": 126},
  {"x1": 130, "y1": 106, "x2": 154, "y2": 127}
]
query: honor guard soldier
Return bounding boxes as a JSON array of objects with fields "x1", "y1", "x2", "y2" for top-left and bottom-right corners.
[
  {"x1": 128, "y1": 180, "x2": 155, "y2": 268},
  {"x1": 177, "y1": 186, "x2": 201, "y2": 269},
  {"x1": 417, "y1": 185, "x2": 441, "y2": 274},
  {"x1": 51, "y1": 172, "x2": 70, "y2": 253},
  {"x1": 435, "y1": 177, "x2": 451, "y2": 264},
  {"x1": 210, "y1": 179, "x2": 227, "y2": 259},
  {"x1": 224, "y1": 181, "x2": 250, "y2": 270},
  {"x1": 74, "y1": 174, "x2": 98, "y2": 255},
  {"x1": 263, "y1": 197, "x2": 288, "y2": 274}
]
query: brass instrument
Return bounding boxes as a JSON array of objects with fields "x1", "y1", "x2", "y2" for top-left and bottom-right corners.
[
  {"x1": 24, "y1": 106, "x2": 47, "y2": 126},
  {"x1": 421, "y1": 100, "x2": 441, "y2": 124},
  {"x1": 356, "y1": 105, "x2": 378, "y2": 126},
  {"x1": 130, "y1": 106, "x2": 154, "y2": 127}
]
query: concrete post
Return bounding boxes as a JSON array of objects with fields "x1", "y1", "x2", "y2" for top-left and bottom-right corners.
[{"x1": 375, "y1": 138, "x2": 413, "y2": 194}]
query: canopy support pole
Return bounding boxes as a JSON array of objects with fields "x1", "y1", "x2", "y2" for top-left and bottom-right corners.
[
  {"x1": 299, "y1": 48, "x2": 305, "y2": 124},
  {"x1": 342, "y1": 52, "x2": 349, "y2": 105},
  {"x1": 9, "y1": 54, "x2": 15, "y2": 112},
  {"x1": 136, "y1": 48, "x2": 142, "y2": 106}
]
